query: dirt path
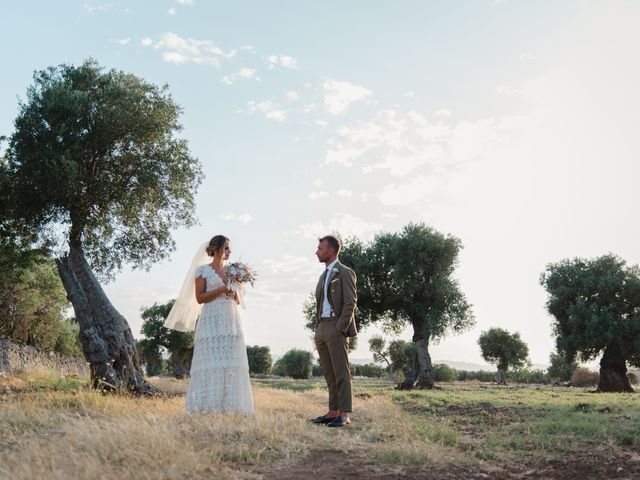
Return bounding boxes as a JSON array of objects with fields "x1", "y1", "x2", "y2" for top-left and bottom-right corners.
[
  {"x1": 256, "y1": 448, "x2": 491, "y2": 480},
  {"x1": 256, "y1": 448, "x2": 640, "y2": 480}
]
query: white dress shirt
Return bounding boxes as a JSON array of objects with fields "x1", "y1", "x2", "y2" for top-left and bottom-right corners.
[{"x1": 322, "y1": 258, "x2": 339, "y2": 317}]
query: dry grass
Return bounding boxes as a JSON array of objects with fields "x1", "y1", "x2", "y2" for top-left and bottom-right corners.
[
  {"x1": 3, "y1": 373, "x2": 640, "y2": 479},
  {"x1": 0, "y1": 373, "x2": 454, "y2": 480}
]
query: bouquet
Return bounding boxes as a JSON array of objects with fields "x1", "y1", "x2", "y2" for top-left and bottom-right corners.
[
  {"x1": 224, "y1": 262, "x2": 257, "y2": 295},
  {"x1": 224, "y1": 262, "x2": 256, "y2": 309}
]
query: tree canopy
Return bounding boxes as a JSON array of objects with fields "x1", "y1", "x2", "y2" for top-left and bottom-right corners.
[
  {"x1": 478, "y1": 327, "x2": 529, "y2": 385},
  {"x1": 541, "y1": 254, "x2": 640, "y2": 392},
  {"x1": 0, "y1": 59, "x2": 203, "y2": 278}
]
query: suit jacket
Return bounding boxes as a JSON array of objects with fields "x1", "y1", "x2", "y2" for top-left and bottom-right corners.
[{"x1": 315, "y1": 260, "x2": 358, "y2": 337}]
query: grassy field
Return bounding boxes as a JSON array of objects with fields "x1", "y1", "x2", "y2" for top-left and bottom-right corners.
[{"x1": 1, "y1": 373, "x2": 639, "y2": 479}]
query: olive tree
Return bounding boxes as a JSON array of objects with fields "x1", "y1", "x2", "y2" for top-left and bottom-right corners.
[
  {"x1": 478, "y1": 327, "x2": 529, "y2": 385},
  {"x1": 0, "y1": 60, "x2": 203, "y2": 394},
  {"x1": 541, "y1": 254, "x2": 640, "y2": 392}
]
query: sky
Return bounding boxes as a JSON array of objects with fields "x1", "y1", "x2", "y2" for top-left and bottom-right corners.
[{"x1": 1, "y1": 0, "x2": 639, "y2": 367}]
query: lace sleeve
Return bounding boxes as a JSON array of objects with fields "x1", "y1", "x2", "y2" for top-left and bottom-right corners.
[{"x1": 195, "y1": 265, "x2": 206, "y2": 280}]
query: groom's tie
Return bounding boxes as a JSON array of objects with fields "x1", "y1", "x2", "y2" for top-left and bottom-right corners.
[{"x1": 320, "y1": 268, "x2": 329, "y2": 304}]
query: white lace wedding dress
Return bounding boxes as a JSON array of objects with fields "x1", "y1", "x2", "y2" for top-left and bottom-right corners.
[{"x1": 185, "y1": 264, "x2": 254, "y2": 415}]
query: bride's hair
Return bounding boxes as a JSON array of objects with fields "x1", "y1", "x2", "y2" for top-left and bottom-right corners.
[{"x1": 206, "y1": 235, "x2": 229, "y2": 257}]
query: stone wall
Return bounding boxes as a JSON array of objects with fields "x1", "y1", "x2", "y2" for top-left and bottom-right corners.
[{"x1": 0, "y1": 337, "x2": 90, "y2": 377}]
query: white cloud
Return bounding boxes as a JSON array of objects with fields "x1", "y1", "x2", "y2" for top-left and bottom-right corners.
[
  {"x1": 405, "y1": 91, "x2": 415, "y2": 98},
  {"x1": 324, "y1": 109, "x2": 500, "y2": 183},
  {"x1": 110, "y1": 38, "x2": 131, "y2": 45},
  {"x1": 323, "y1": 79, "x2": 373, "y2": 115},
  {"x1": 265, "y1": 55, "x2": 298, "y2": 70},
  {"x1": 175, "y1": 0, "x2": 194, "y2": 4},
  {"x1": 378, "y1": 176, "x2": 441, "y2": 207},
  {"x1": 519, "y1": 52, "x2": 537, "y2": 61},
  {"x1": 309, "y1": 191, "x2": 328, "y2": 200},
  {"x1": 315, "y1": 120, "x2": 328, "y2": 128},
  {"x1": 303, "y1": 103, "x2": 318, "y2": 114},
  {"x1": 295, "y1": 213, "x2": 382, "y2": 241},
  {"x1": 312, "y1": 178, "x2": 324, "y2": 187},
  {"x1": 152, "y1": 32, "x2": 233, "y2": 67},
  {"x1": 336, "y1": 189, "x2": 352, "y2": 198},
  {"x1": 221, "y1": 213, "x2": 253, "y2": 225},
  {"x1": 259, "y1": 255, "x2": 318, "y2": 275},
  {"x1": 222, "y1": 67, "x2": 258, "y2": 85},
  {"x1": 141, "y1": 37, "x2": 153, "y2": 46},
  {"x1": 495, "y1": 85, "x2": 524, "y2": 95},
  {"x1": 245, "y1": 100, "x2": 287, "y2": 122},
  {"x1": 241, "y1": 45, "x2": 256, "y2": 53},
  {"x1": 168, "y1": 7, "x2": 176, "y2": 15},
  {"x1": 285, "y1": 90, "x2": 299, "y2": 101},
  {"x1": 82, "y1": 3, "x2": 114, "y2": 14},
  {"x1": 435, "y1": 108, "x2": 452, "y2": 117}
]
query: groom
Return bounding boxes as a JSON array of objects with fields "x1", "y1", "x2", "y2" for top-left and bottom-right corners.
[{"x1": 311, "y1": 235, "x2": 358, "y2": 428}]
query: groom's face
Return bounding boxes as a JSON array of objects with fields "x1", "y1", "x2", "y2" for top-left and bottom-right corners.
[{"x1": 316, "y1": 240, "x2": 334, "y2": 263}]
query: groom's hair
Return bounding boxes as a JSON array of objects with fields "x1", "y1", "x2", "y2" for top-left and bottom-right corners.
[{"x1": 319, "y1": 235, "x2": 341, "y2": 254}]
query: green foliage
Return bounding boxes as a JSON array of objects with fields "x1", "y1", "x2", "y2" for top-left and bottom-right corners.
[
  {"x1": 53, "y1": 320, "x2": 83, "y2": 357},
  {"x1": 312, "y1": 363, "x2": 323, "y2": 377},
  {"x1": 540, "y1": 254, "x2": 640, "y2": 367},
  {"x1": 0, "y1": 59, "x2": 203, "y2": 279},
  {"x1": 304, "y1": 223, "x2": 474, "y2": 348},
  {"x1": 388, "y1": 339, "x2": 415, "y2": 375},
  {"x1": 341, "y1": 224, "x2": 474, "y2": 340},
  {"x1": 547, "y1": 351, "x2": 578, "y2": 382},
  {"x1": 432, "y1": 364, "x2": 459, "y2": 382},
  {"x1": 478, "y1": 327, "x2": 529, "y2": 373},
  {"x1": 138, "y1": 300, "x2": 193, "y2": 377},
  {"x1": 352, "y1": 363, "x2": 387, "y2": 378},
  {"x1": 507, "y1": 368, "x2": 548, "y2": 384},
  {"x1": 456, "y1": 370, "x2": 496, "y2": 382},
  {"x1": 246, "y1": 345, "x2": 272, "y2": 375},
  {"x1": 302, "y1": 293, "x2": 317, "y2": 332},
  {"x1": 273, "y1": 349, "x2": 313, "y2": 379},
  {"x1": 0, "y1": 256, "x2": 81, "y2": 355},
  {"x1": 368, "y1": 335, "x2": 391, "y2": 366}
]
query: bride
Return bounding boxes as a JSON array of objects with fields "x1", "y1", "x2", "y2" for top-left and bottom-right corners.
[{"x1": 164, "y1": 235, "x2": 254, "y2": 415}]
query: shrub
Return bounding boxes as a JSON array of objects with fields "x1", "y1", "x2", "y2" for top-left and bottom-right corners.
[
  {"x1": 53, "y1": 320, "x2": 83, "y2": 357},
  {"x1": 547, "y1": 351, "x2": 578, "y2": 382},
  {"x1": 246, "y1": 345, "x2": 272, "y2": 375},
  {"x1": 457, "y1": 370, "x2": 496, "y2": 382},
  {"x1": 432, "y1": 364, "x2": 459, "y2": 382},
  {"x1": 507, "y1": 368, "x2": 549, "y2": 384},
  {"x1": 571, "y1": 367, "x2": 600, "y2": 387},
  {"x1": 273, "y1": 349, "x2": 313, "y2": 379},
  {"x1": 312, "y1": 363, "x2": 323, "y2": 377},
  {"x1": 353, "y1": 363, "x2": 387, "y2": 378}
]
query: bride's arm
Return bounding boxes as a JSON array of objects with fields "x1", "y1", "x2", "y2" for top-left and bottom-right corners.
[{"x1": 194, "y1": 277, "x2": 231, "y2": 304}]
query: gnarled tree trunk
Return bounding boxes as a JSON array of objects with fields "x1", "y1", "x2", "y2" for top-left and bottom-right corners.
[
  {"x1": 169, "y1": 357, "x2": 187, "y2": 379},
  {"x1": 598, "y1": 345, "x2": 634, "y2": 393},
  {"x1": 56, "y1": 246, "x2": 158, "y2": 395},
  {"x1": 496, "y1": 366, "x2": 508, "y2": 385},
  {"x1": 398, "y1": 329, "x2": 434, "y2": 390}
]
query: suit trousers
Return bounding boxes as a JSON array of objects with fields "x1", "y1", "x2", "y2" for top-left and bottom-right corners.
[{"x1": 314, "y1": 317, "x2": 352, "y2": 412}]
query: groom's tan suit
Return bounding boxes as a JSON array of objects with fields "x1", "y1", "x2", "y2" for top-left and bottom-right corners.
[{"x1": 314, "y1": 260, "x2": 357, "y2": 412}]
